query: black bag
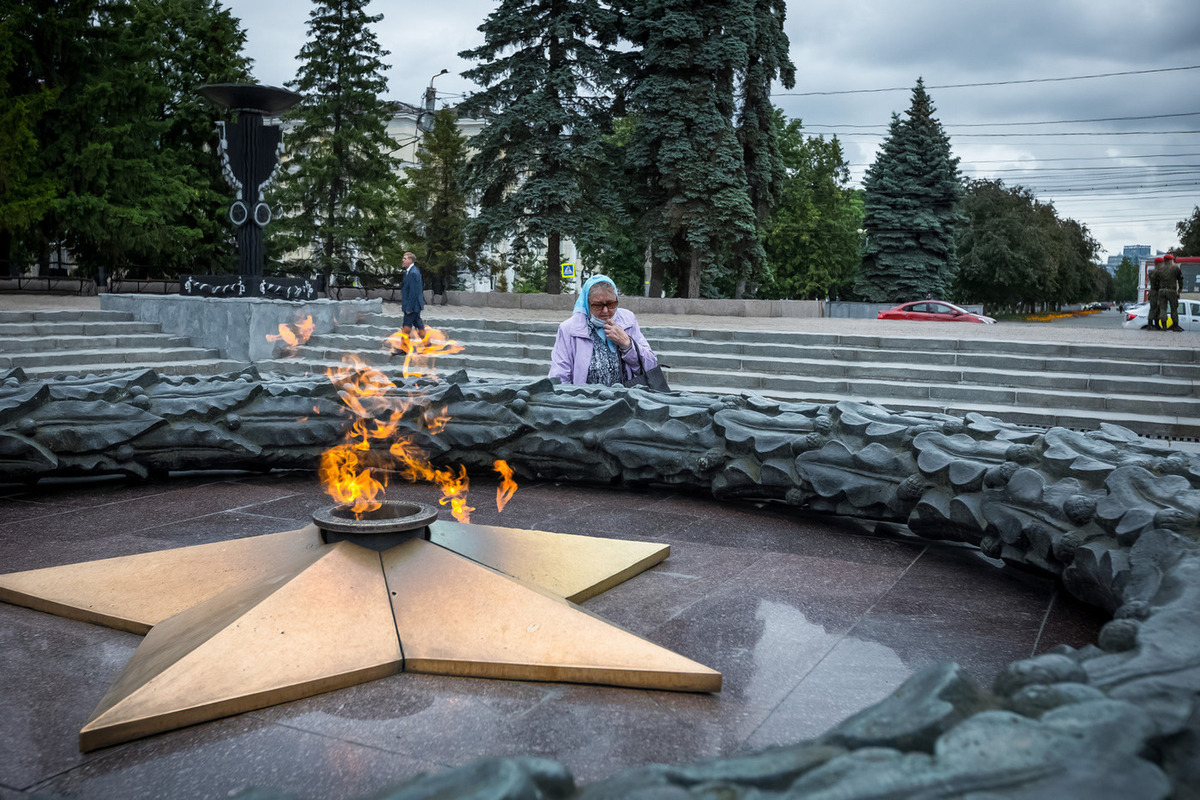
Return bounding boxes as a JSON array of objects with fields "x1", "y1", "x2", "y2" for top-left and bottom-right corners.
[{"x1": 619, "y1": 341, "x2": 671, "y2": 392}]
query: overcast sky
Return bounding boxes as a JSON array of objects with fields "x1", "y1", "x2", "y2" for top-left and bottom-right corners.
[{"x1": 223, "y1": 0, "x2": 1200, "y2": 261}]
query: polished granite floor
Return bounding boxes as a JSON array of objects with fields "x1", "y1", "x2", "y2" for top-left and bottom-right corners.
[{"x1": 0, "y1": 470, "x2": 1107, "y2": 800}]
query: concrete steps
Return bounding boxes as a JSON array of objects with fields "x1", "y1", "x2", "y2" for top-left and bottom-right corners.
[
  {"x1": 0, "y1": 309, "x2": 246, "y2": 378},
  {"x1": 2, "y1": 307, "x2": 1196, "y2": 440},
  {"x1": 280, "y1": 313, "x2": 1200, "y2": 440}
]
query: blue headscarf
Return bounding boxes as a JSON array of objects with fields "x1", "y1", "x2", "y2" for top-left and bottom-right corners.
[{"x1": 574, "y1": 275, "x2": 620, "y2": 352}]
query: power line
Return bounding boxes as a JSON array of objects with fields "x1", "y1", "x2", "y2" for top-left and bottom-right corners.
[
  {"x1": 826, "y1": 130, "x2": 1200, "y2": 138},
  {"x1": 952, "y1": 152, "x2": 1200, "y2": 165},
  {"x1": 778, "y1": 65, "x2": 1200, "y2": 97},
  {"x1": 845, "y1": 152, "x2": 1200, "y2": 168},
  {"x1": 803, "y1": 111, "x2": 1200, "y2": 129},
  {"x1": 1021, "y1": 181, "x2": 1200, "y2": 192},
  {"x1": 972, "y1": 165, "x2": 1200, "y2": 174}
]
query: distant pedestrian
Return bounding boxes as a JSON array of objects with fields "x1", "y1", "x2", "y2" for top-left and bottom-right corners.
[
  {"x1": 399, "y1": 251, "x2": 426, "y2": 352},
  {"x1": 1159, "y1": 253, "x2": 1184, "y2": 332},
  {"x1": 1143, "y1": 257, "x2": 1163, "y2": 330}
]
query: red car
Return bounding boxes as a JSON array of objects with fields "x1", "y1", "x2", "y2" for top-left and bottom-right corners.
[{"x1": 877, "y1": 300, "x2": 995, "y2": 324}]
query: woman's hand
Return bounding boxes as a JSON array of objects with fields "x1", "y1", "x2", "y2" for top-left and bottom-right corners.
[{"x1": 604, "y1": 320, "x2": 632, "y2": 351}]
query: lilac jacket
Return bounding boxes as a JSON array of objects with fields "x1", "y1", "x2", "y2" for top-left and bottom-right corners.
[{"x1": 549, "y1": 309, "x2": 659, "y2": 385}]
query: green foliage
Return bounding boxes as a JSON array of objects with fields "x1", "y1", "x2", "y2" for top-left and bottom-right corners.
[
  {"x1": 150, "y1": 0, "x2": 252, "y2": 274},
  {"x1": 398, "y1": 108, "x2": 469, "y2": 291},
  {"x1": 731, "y1": 0, "x2": 795, "y2": 297},
  {"x1": 1175, "y1": 206, "x2": 1200, "y2": 256},
  {"x1": 270, "y1": 0, "x2": 401, "y2": 279},
  {"x1": 759, "y1": 111, "x2": 863, "y2": 300},
  {"x1": 510, "y1": 251, "x2": 548, "y2": 294},
  {"x1": 0, "y1": 7, "x2": 58, "y2": 272},
  {"x1": 4, "y1": 0, "x2": 250, "y2": 277},
  {"x1": 622, "y1": 0, "x2": 762, "y2": 298},
  {"x1": 460, "y1": 0, "x2": 618, "y2": 295},
  {"x1": 955, "y1": 178, "x2": 1100, "y2": 312},
  {"x1": 1113, "y1": 257, "x2": 1139, "y2": 304},
  {"x1": 574, "y1": 116, "x2": 646, "y2": 297},
  {"x1": 857, "y1": 79, "x2": 961, "y2": 302}
]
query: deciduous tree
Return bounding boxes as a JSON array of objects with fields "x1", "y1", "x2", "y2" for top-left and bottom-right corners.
[
  {"x1": 1114, "y1": 257, "x2": 1138, "y2": 304},
  {"x1": 760, "y1": 111, "x2": 862, "y2": 300},
  {"x1": 956, "y1": 178, "x2": 1099, "y2": 312},
  {"x1": 1174, "y1": 206, "x2": 1200, "y2": 256}
]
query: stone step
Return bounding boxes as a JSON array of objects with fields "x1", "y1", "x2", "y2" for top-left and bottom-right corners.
[
  {"x1": 674, "y1": 382, "x2": 1199, "y2": 441},
  {"x1": 0, "y1": 309, "x2": 137, "y2": 324},
  {"x1": 15, "y1": 358, "x2": 248, "y2": 379},
  {"x1": 1, "y1": 346, "x2": 230, "y2": 370},
  {"x1": 352, "y1": 318, "x2": 1200, "y2": 379},
  {"x1": 257, "y1": 343, "x2": 1200, "y2": 417},
  {"x1": 0, "y1": 320, "x2": 167, "y2": 338},
  {"x1": 296, "y1": 332, "x2": 1200, "y2": 397},
  {"x1": 661, "y1": 367, "x2": 1200, "y2": 418},
  {"x1": 0, "y1": 333, "x2": 196, "y2": 353},
  {"x1": 324, "y1": 323, "x2": 1190, "y2": 377}
]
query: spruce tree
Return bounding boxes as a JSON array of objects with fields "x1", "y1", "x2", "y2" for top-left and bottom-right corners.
[
  {"x1": 621, "y1": 0, "x2": 758, "y2": 298},
  {"x1": 732, "y1": 0, "x2": 796, "y2": 298},
  {"x1": 857, "y1": 78, "x2": 961, "y2": 302},
  {"x1": 0, "y1": 3, "x2": 58, "y2": 275},
  {"x1": 459, "y1": 0, "x2": 617, "y2": 295},
  {"x1": 152, "y1": 0, "x2": 252, "y2": 274},
  {"x1": 7, "y1": 0, "x2": 250, "y2": 277},
  {"x1": 398, "y1": 108, "x2": 469, "y2": 293},
  {"x1": 270, "y1": 0, "x2": 401, "y2": 280}
]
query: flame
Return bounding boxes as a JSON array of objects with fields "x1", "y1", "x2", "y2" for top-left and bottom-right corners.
[
  {"x1": 494, "y1": 460, "x2": 517, "y2": 512},
  {"x1": 316, "y1": 327, "x2": 508, "y2": 523},
  {"x1": 386, "y1": 326, "x2": 465, "y2": 378},
  {"x1": 425, "y1": 405, "x2": 452, "y2": 435},
  {"x1": 266, "y1": 315, "x2": 315, "y2": 355},
  {"x1": 387, "y1": 438, "x2": 475, "y2": 522},
  {"x1": 319, "y1": 356, "x2": 404, "y2": 516},
  {"x1": 318, "y1": 441, "x2": 388, "y2": 515}
]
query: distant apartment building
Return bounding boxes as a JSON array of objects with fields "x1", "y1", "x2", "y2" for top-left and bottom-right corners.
[{"x1": 1106, "y1": 243, "x2": 1153, "y2": 273}]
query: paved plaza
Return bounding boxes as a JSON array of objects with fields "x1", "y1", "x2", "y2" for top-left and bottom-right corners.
[
  {"x1": 1, "y1": 470, "x2": 1104, "y2": 799},
  {"x1": 0, "y1": 291, "x2": 1189, "y2": 798}
]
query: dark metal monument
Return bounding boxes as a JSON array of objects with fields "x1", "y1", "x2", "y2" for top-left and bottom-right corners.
[
  {"x1": 190, "y1": 84, "x2": 318, "y2": 300},
  {"x1": 1, "y1": 366, "x2": 1197, "y2": 797}
]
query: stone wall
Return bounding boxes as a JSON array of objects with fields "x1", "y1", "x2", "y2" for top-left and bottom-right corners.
[{"x1": 101, "y1": 293, "x2": 380, "y2": 361}]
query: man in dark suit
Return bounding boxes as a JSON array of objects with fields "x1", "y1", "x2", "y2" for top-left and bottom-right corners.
[{"x1": 400, "y1": 251, "x2": 426, "y2": 351}]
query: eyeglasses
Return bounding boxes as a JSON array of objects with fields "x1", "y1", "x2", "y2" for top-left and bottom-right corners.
[{"x1": 589, "y1": 300, "x2": 618, "y2": 312}]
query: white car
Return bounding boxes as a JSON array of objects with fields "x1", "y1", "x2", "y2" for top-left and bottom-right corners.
[{"x1": 1122, "y1": 298, "x2": 1200, "y2": 330}]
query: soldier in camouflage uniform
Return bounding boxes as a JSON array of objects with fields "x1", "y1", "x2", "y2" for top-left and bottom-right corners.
[
  {"x1": 1143, "y1": 257, "x2": 1163, "y2": 330},
  {"x1": 1159, "y1": 253, "x2": 1184, "y2": 331}
]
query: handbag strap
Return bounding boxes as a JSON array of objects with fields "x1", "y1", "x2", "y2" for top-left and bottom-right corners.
[{"x1": 622, "y1": 340, "x2": 645, "y2": 380}]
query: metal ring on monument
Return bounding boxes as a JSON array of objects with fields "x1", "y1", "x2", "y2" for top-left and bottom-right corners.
[
  {"x1": 253, "y1": 202, "x2": 272, "y2": 227},
  {"x1": 229, "y1": 201, "x2": 248, "y2": 226}
]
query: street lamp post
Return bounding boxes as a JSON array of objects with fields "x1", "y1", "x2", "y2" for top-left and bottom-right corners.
[{"x1": 420, "y1": 69, "x2": 450, "y2": 132}]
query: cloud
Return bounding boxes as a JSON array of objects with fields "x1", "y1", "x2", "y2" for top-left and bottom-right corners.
[{"x1": 224, "y1": 0, "x2": 1200, "y2": 256}]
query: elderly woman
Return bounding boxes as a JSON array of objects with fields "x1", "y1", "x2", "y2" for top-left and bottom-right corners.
[{"x1": 549, "y1": 275, "x2": 659, "y2": 386}]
